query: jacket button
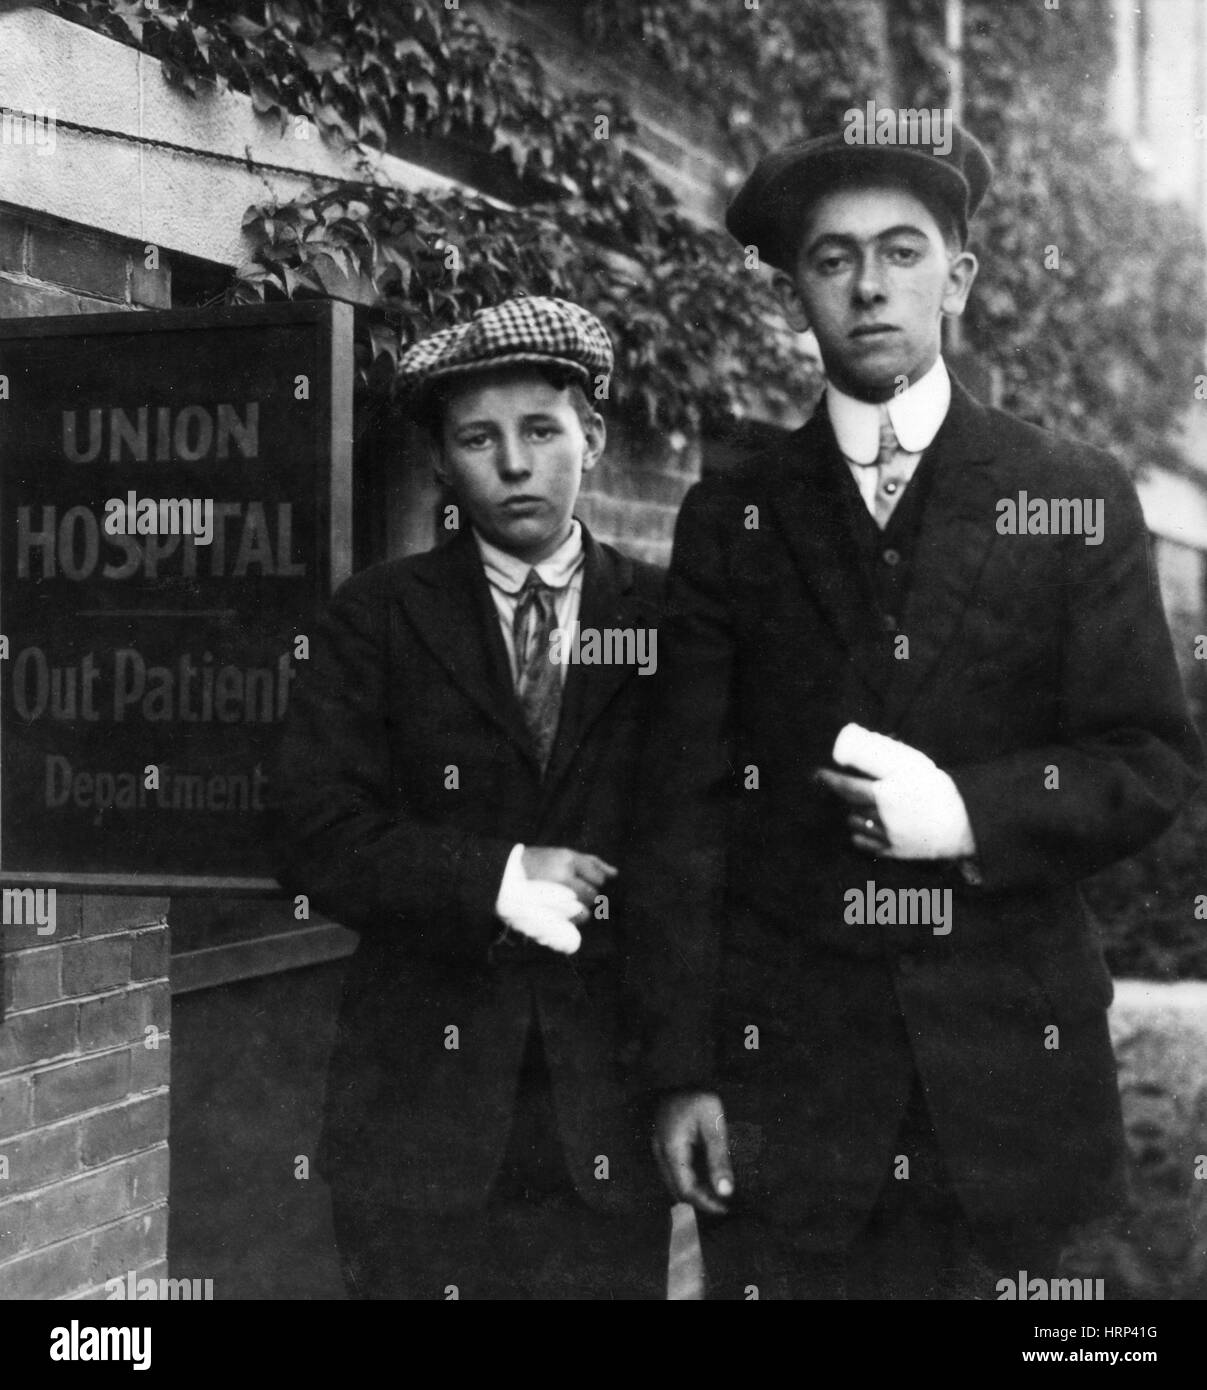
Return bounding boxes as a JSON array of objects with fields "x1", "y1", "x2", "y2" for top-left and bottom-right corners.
[{"x1": 882, "y1": 548, "x2": 901, "y2": 566}]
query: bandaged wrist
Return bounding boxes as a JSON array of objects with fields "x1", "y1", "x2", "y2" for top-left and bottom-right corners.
[{"x1": 495, "y1": 843, "x2": 582, "y2": 955}]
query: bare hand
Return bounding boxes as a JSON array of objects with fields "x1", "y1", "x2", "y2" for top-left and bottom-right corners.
[
  {"x1": 814, "y1": 768, "x2": 890, "y2": 854},
  {"x1": 815, "y1": 765, "x2": 975, "y2": 860},
  {"x1": 653, "y1": 1091, "x2": 734, "y2": 1216},
  {"x1": 521, "y1": 846, "x2": 617, "y2": 912}
]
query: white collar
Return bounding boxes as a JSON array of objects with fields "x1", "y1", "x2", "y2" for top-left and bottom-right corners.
[
  {"x1": 473, "y1": 518, "x2": 585, "y2": 594},
  {"x1": 826, "y1": 356, "x2": 951, "y2": 464}
]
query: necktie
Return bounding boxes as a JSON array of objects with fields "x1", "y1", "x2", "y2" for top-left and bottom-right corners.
[
  {"x1": 513, "y1": 570, "x2": 562, "y2": 772},
  {"x1": 858, "y1": 405, "x2": 911, "y2": 529}
]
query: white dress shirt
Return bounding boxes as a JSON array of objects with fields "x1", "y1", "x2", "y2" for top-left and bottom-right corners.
[
  {"x1": 474, "y1": 519, "x2": 586, "y2": 687},
  {"x1": 827, "y1": 356, "x2": 952, "y2": 517}
]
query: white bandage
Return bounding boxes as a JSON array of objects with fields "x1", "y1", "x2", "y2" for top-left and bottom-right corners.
[
  {"x1": 833, "y1": 723, "x2": 937, "y2": 779},
  {"x1": 495, "y1": 843, "x2": 583, "y2": 954},
  {"x1": 831, "y1": 724, "x2": 976, "y2": 861}
]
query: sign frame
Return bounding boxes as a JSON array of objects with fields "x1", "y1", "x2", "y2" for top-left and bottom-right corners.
[{"x1": 0, "y1": 299, "x2": 354, "y2": 894}]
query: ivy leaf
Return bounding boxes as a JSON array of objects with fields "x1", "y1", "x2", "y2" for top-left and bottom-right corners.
[
  {"x1": 234, "y1": 262, "x2": 273, "y2": 283},
  {"x1": 282, "y1": 264, "x2": 325, "y2": 296},
  {"x1": 317, "y1": 103, "x2": 359, "y2": 143},
  {"x1": 249, "y1": 83, "x2": 281, "y2": 115},
  {"x1": 407, "y1": 77, "x2": 441, "y2": 111},
  {"x1": 367, "y1": 322, "x2": 401, "y2": 367},
  {"x1": 228, "y1": 16, "x2": 270, "y2": 41},
  {"x1": 103, "y1": 0, "x2": 148, "y2": 44},
  {"x1": 296, "y1": 42, "x2": 344, "y2": 74},
  {"x1": 358, "y1": 108, "x2": 389, "y2": 148}
]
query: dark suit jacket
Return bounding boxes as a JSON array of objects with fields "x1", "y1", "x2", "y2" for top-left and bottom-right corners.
[
  {"x1": 624, "y1": 376, "x2": 1203, "y2": 1246},
  {"x1": 271, "y1": 523, "x2": 666, "y2": 1216}
]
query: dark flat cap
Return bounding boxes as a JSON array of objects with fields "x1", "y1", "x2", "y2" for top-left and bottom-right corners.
[{"x1": 726, "y1": 112, "x2": 993, "y2": 271}]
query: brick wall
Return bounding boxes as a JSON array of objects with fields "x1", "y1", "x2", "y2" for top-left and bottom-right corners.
[
  {"x1": 0, "y1": 208, "x2": 171, "y2": 318},
  {"x1": 578, "y1": 418, "x2": 700, "y2": 567},
  {"x1": 0, "y1": 896, "x2": 170, "y2": 1299},
  {"x1": 0, "y1": 209, "x2": 173, "y2": 1300}
]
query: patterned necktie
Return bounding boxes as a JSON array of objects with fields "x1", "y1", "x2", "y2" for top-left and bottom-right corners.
[
  {"x1": 513, "y1": 569, "x2": 562, "y2": 772},
  {"x1": 858, "y1": 404, "x2": 911, "y2": 529}
]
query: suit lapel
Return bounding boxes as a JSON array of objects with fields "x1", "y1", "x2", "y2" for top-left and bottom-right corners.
[
  {"x1": 881, "y1": 377, "x2": 1002, "y2": 726},
  {"x1": 542, "y1": 528, "x2": 645, "y2": 796},
  {"x1": 767, "y1": 411, "x2": 892, "y2": 700},
  {"x1": 396, "y1": 529, "x2": 537, "y2": 760}
]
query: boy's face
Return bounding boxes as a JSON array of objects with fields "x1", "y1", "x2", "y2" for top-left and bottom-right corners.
[
  {"x1": 434, "y1": 369, "x2": 604, "y2": 564},
  {"x1": 774, "y1": 183, "x2": 978, "y2": 401}
]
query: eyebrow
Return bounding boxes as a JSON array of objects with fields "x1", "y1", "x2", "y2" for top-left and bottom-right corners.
[
  {"x1": 452, "y1": 411, "x2": 561, "y2": 432},
  {"x1": 803, "y1": 224, "x2": 932, "y2": 257}
]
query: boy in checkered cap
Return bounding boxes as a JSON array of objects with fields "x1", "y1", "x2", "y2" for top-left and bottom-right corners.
[{"x1": 273, "y1": 296, "x2": 669, "y2": 1299}]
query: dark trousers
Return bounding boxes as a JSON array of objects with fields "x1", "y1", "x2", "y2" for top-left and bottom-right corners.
[
  {"x1": 331, "y1": 1029, "x2": 668, "y2": 1300},
  {"x1": 700, "y1": 1077, "x2": 1064, "y2": 1300}
]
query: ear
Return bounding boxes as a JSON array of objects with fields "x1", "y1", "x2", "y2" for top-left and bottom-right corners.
[
  {"x1": 773, "y1": 270, "x2": 811, "y2": 334},
  {"x1": 581, "y1": 411, "x2": 606, "y2": 474},
  {"x1": 940, "y1": 249, "x2": 979, "y2": 319},
  {"x1": 430, "y1": 436, "x2": 452, "y2": 487}
]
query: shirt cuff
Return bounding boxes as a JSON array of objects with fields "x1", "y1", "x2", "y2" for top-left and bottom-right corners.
[
  {"x1": 496, "y1": 842, "x2": 528, "y2": 908},
  {"x1": 493, "y1": 842, "x2": 527, "y2": 945}
]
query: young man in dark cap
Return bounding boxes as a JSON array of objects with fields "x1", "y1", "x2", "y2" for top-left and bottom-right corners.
[
  {"x1": 273, "y1": 296, "x2": 668, "y2": 1299},
  {"x1": 625, "y1": 121, "x2": 1202, "y2": 1297}
]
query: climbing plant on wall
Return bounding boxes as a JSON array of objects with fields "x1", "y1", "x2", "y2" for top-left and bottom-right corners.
[
  {"x1": 44, "y1": 0, "x2": 848, "y2": 431},
  {"x1": 889, "y1": 0, "x2": 1206, "y2": 472},
  {"x1": 42, "y1": 0, "x2": 1207, "y2": 465}
]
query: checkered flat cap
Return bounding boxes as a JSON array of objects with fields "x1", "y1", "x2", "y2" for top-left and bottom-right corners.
[{"x1": 398, "y1": 296, "x2": 613, "y2": 395}]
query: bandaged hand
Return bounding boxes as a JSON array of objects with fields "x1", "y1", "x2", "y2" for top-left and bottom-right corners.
[
  {"x1": 495, "y1": 843, "x2": 583, "y2": 954},
  {"x1": 816, "y1": 723, "x2": 977, "y2": 861}
]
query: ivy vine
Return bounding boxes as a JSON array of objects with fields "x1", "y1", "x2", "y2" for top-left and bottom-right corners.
[
  {"x1": 888, "y1": 0, "x2": 1206, "y2": 474},
  {"x1": 38, "y1": 0, "x2": 1207, "y2": 467},
  {"x1": 42, "y1": 0, "x2": 825, "y2": 432}
]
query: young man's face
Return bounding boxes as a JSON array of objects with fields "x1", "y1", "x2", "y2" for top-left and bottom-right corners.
[
  {"x1": 434, "y1": 369, "x2": 605, "y2": 564},
  {"x1": 774, "y1": 183, "x2": 978, "y2": 401}
]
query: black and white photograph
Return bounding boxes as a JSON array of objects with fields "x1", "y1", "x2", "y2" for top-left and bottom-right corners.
[{"x1": 0, "y1": 0, "x2": 1205, "y2": 1364}]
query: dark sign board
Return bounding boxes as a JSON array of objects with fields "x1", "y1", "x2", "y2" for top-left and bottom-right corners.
[{"x1": 0, "y1": 301, "x2": 353, "y2": 889}]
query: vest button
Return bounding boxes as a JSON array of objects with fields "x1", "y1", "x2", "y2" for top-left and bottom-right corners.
[{"x1": 882, "y1": 548, "x2": 901, "y2": 566}]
